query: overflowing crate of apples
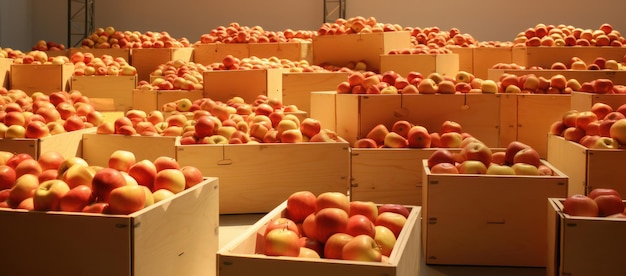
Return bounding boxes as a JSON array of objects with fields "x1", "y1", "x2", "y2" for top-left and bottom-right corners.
[
  {"x1": 218, "y1": 191, "x2": 420, "y2": 276},
  {"x1": 548, "y1": 191, "x2": 626, "y2": 275},
  {"x1": 9, "y1": 51, "x2": 74, "y2": 93},
  {"x1": 421, "y1": 138, "x2": 568, "y2": 267},
  {"x1": 0, "y1": 150, "x2": 219, "y2": 276}
]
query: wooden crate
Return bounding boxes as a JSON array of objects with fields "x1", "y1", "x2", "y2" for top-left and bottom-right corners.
[
  {"x1": 0, "y1": 58, "x2": 11, "y2": 88},
  {"x1": 10, "y1": 63, "x2": 74, "y2": 93},
  {"x1": 547, "y1": 134, "x2": 626, "y2": 196},
  {"x1": 448, "y1": 47, "x2": 473, "y2": 74},
  {"x1": 281, "y1": 71, "x2": 348, "y2": 113},
  {"x1": 310, "y1": 91, "x2": 338, "y2": 132},
  {"x1": 335, "y1": 94, "x2": 403, "y2": 145},
  {"x1": 81, "y1": 133, "x2": 178, "y2": 167},
  {"x1": 400, "y1": 93, "x2": 510, "y2": 148},
  {"x1": 379, "y1": 53, "x2": 459, "y2": 78},
  {"x1": 547, "y1": 198, "x2": 626, "y2": 276},
  {"x1": 217, "y1": 201, "x2": 421, "y2": 276},
  {"x1": 422, "y1": 159, "x2": 568, "y2": 267},
  {"x1": 0, "y1": 127, "x2": 95, "y2": 159},
  {"x1": 472, "y1": 47, "x2": 514, "y2": 80},
  {"x1": 0, "y1": 177, "x2": 219, "y2": 276},
  {"x1": 312, "y1": 31, "x2": 411, "y2": 73},
  {"x1": 68, "y1": 48, "x2": 131, "y2": 62},
  {"x1": 516, "y1": 94, "x2": 571, "y2": 158},
  {"x1": 248, "y1": 41, "x2": 313, "y2": 63},
  {"x1": 193, "y1": 43, "x2": 250, "y2": 65},
  {"x1": 570, "y1": 91, "x2": 626, "y2": 112},
  {"x1": 131, "y1": 89, "x2": 203, "y2": 113},
  {"x1": 203, "y1": 68, "x2": 282, "y2": 103},
  {"x1": 71, "y1": 75, "x2": 137, "y2": 111},
  {"x1": 487, "y1": 68, "x2": 626, "y2": 84},
  {"x1": 512, "y1": 46, "x2": 626, "y2": 68},
  {"x1": 175, "y1": 142, "x2": 351, "y2": 214},
  {"x1": 130, "y1": 47, "x2": 194, "y2": 82}
]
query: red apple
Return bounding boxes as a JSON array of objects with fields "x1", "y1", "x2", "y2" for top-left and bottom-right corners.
[
  {"x1": 440, "y1": 120, "x2": 462, "y2": 134},
  {"x1": 59, "y1": 185, "x2": 93, "y2": 212},
  {"x1": 323, "y1": 232, "x2": 353, "y2": 259},
  {"x1": 92, "y1": 167, "x2": 127, "y2": 202},
  {"x1": 406, "y1": 125, "x2": 431, "y2": 148},
  {"x1": 38, "y1": 151, "x2": 65, "y2": 171},
  {"x1": 459, "y1": 141, "x2": 492, "y2": 167},
  {"x1": 153, "y1": 156, "x2": 180, "y2": 172},
  {"x1": 286, "y1": 191, "x2": 317, "y2": 223},
  {"x1": 375, "y1": 211, "x2": 407, "y2": 238},
  {"x1": 391, "y1": 120, "x2": 412, "y2": 138},
  {"x1": 430, "y1": 162, "x2": 460, "y2": 174},
  {"x1": 563, "y1": 194, "x2": 599, "y2": 216},
  {"x1": 378, "y1": 204, "x2": 410, "y2": 218},
  {"x1": 513, "y1": 148, "x2": 542, "y2": 167},
  {"x1": 504, "y1": 141, "x2": 532, "y2": 165},
  {"x1": 264, "y1": 228, "x2": 301, "y2": 257},
  {"x1": 427, "y1": 149, "x2": 456, "y2": 168},
  {"x1": 8, "y1": 174, "x2": 39, "y2": 208},
  {"x1": 314, "y1": 207, "x2": 349, "y2": 243},
  {"x1": 180, "y1": 166, "x2": 204, "y2": 188},
  {"x1": 108, "y1": 150, "x2": 136, "y2": 172},
  {"x1": 589, "y1": 188, "x2": 622, "y2": 199},
  {"x1": 33, "y1": 179, "x2": 70, "y2": 211},
  {"x1": 341, "y1": 234, "x2": 382, "y2": 262},
  {"x1": 315, "y1": 191, "x2": 349, "y2": 213},
  {"x1": 345, "y1": 214, "x2": 376, "y2": 238},
  {"x1": 349, "y1": 201, "x2": 378, "y2": 222},
  {"x1": 0, "y1": 165, "x2": 17, "y2": 190},
  {"x1": 82, "y1": 202, "x2": 109, "y2": 214},
  {"x1": 594, "y1": 194, "x2": 624, "y2": 217},
  {"x1": 128, "y1": 159, "x2": 157, "y2": 190},
  {"x1": 153, "y1": 169, "x2": 186, "y2": 194}
]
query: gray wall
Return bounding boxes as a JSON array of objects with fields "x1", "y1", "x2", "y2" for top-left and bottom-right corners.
[{"x1": 1, "y1": 0, "x2": 626, "y2": 52}]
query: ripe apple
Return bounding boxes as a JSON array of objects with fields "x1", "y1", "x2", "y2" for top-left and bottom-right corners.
[
  {"x1": 406, "y1": 125, "x2": 431, "y2": 148},
  {"x1": 82, "y1": 202, "x2": 109, "y2": 214},
  {"x1": 439, "y1": 132, "x2": 463, "y2": 148},
  {"x1": 59, "y1": 185, "x2": 93, "y2": 212},
  {"x1": 33, "y1": 179, "x2": 70, "y2": 211},
  {"x1": 504, "y1": 141, "x2": 531, "y2": 165},
  {"x1": 485, "y1": 164, "x2": 515, "y2": 175},
  {"x1": 460, "y1": 141, "x2": 492, "y2": 167},
  {"x1": 180, "y1": 166, "x2": 204, "y2": 188},
  {"x1": 315, "y1": 207, "x2": 349, "y2": 243},
  {"x1": 62, "y1": 163, "x2": 96, "y2": 189},
  {"x1": 609, "y1": 118, "x2": 626, "y2": 146},
  {"x1": 375, "y1": 211, "x2": 406, "y2": 238},
  {"x1": 264, "y1": 217, "x2": 300, "y2": 237},
  {"x1": 457, "y1": 160, "x2": 488, "y2": 174},
  {"x1": 153, "y1": 169, "x2": 186, "y2": 194},
  {"x1": 299, "y1": 236, "x2": 324, "y2": 257},
  {"x1": 346, "y1": 214, "x2": 376, "y2": 238},
  {"x1": 575, "y1": 111, "x2": 598, "y2": 131},
  {"x1": 591, "y1": 103, "x2": 613, "y2": 120},
  {"x1": 511, "y1": 163, "x2": 540, "y2": 175},
  {"x1": 286, "y1": 191, "x2": 317, "y2": 223},
  {"x1": 563, "y1": 194, "x2": 599, "y2": 216},
  {"x1": 264, "y1": 228, "x2": 301, "y2": 257},
  {"x1": 14, "y1": 159, "x2": 42, "y2": 178},
  {"x1": 128, "y1": 160, "x2": 157, "y2": 190},
  {"x1": 38, "y1": 151, "x2": 65, "y2": 171},
  {"x1": 152, "y1": 189, "x2": 175, "y2": 203},
  {"x1": 341, "y1": 234, "x2": 382, "y2": 262},
  {"x1": 315, "y1": 191, "x2": 349, "y2": 213},
  {"x1": 108, "y1": 150, "x2": 136, "y2": 172},
  {"x1": 589, "y1": 188, "x2": 621, "y2": 199},
  {"x1": 300, "y1": 118, "x2": 321, "y2": 138},
  {"x1": 107, "y1": 185, "x2": 147, "y2": 215},
  {"x1": 366, "y1": 124, "x2": 390, "y2": 146},
  {"x1": 353, "y1": 138, "x2": 378, "y2": 148},
  {"x1": 383, "y1": 132, "x2": 408, "y2": 148},
  {"x1": 324, "y1": 232, "x2": 353, "y2": 259},
  {"x1": 374, "y1": 225, "x2": 397, "y2": 257},
  {"x1": 563, "y1": 127, "x2": 585, "y2": 143},
  {"x1": 593, "y1": 194, "x2": 624, "y2": 217},
  {"x1": 92, "y1": 167, "x2": 127, "y2": 202},
  {"x1": 0, "y1": 165, "x2": 17, "y2": 190},
  {"x1": 8, "y1": 174, "x2": 39, "y2": 208},
  {"x1": 153, "y1": 156, "x2": 180, "y2": 172},
  {"x1": 427, "y1": 149, "x2": 456, "y2": 168},
  {"x1": 378, "y1": 204, "x2": 410, "y2": 218},
  {"x1": 513, "y1": 148, "x2": 542, "y2": 167},
  {"x1": 590, "y1": 137, "x2": 618, "y2": 149},
  {"x1": 349, "y1": 201, "x2": 378, "y2": 222}
]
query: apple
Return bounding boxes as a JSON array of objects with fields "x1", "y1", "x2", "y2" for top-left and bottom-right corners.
[
  {"x1": 460, "y1": 141, "x2": 492, "y2": 167},
  {"x1": 16, "y1": 197, "x2": 34, "y2": 210},
  {"x1": 593, "y1": 194, "x2": 624, "y2": 217},
  {"x1": 33, "y1": 179, "x2": 70, "y2": 211},
  {"x1": 374, "y1": 225, "x2": 397, "y2": 257},
  {"x1": 378, "y1": 204, "x2": 410, "y2": 218},
  {"x1": 300, "y1": 118, "x2": 321, "y2": 138},
  {"x1": 485, "y1": 164, "x2": 516, "y2": 175},
  {"x1": 286, "y1": 191, "x2": 317, "y2": 223},
  {"x1": 180, "y1": 166, "x2": 204, "y2": 188},
  {"x1": 315, "y1": 207, "x2": 349, "y2": 243},
  {"x1": 563, "y1": 127, "x2": 585, "y2": 143},
  {"x1": 299, "y1": 236, "x2": 324, "y2": 258},
  {"x1": 59, "y1": 185, "x2": 93, "y2": 212},
  {"x1": 108, "y1": 150, "x2": 136, "y2": 172},
  {"x1": 575, "y1": 111, "x2": 598, "y2": 131},
  {"x1": 349, "y1": 201, "x2": 378, "y2": 222},
  {"x1": 427, "y1": 149, "x2": 456, "y2": 168},
  {"x1": 439, "y1": 132, "x2": 463, "y2": 148},
  {"x1": 298, "y1": 247, "x2": 321, "y2": 259},
  {"x1": 24, "y1": 121, "x2": 50, "y2": 138},
  {"x1": 390, "y1": 120, "x2": 412, "y2": 138},
  {"x1": 8, "y1": 174, "x2": 39, "y2": 208},
  {"x1": 406, "y1": 125, "x2": 431, "y2": 148},
  {"x1": 62, "y1": 163, "x2": 96, "y2": 189},
  {"x1": 38, "y1": 151, "x2": 64, "y2": 171},
  {"x1": 504, "y1": 141, "x2": 532, "y2": 165},
  {"x1": 375, "y1": 211, "x2": 407, "y2": 238},
  {"x1": 591, "y1": 103, "x2": 613, "y2": 121},
  {"x1": 609, "y1": 119, "x2": 626, "y2": 146},
  {"x1": 589, "y1": 188, "x2": 621, "y2": 199},
  {"x1": 345, "y1": 214, "x2": 376, "y2": 238},
  {"x1": 457, "y1": 160, "x2": 488, "y2": 174},
  {"x1": 440, "y1": 120, "x2": 462, "y2": 134},
  {"x1": 92, "y1": 167, "x2": 127, "y2": 202},
  {"x1": 315, "y1": 191, "x2": 349, "y2": 213},
  {"x1": 264, "y1": 217, "x2": 300, "y2": 237},
  {"x1": 82, "y1": 202, "x2": 109, "y2": 214},
  {"x1": 153, "y1": 156, "x2": 180, "y2": 172},
  {"x1": 513, "y1": 148, "x2": 542, "y2": 167},
  {"x1": 366, "y1": 124, "x2": 390, "y2": 146},
  {"x1": 383, "y1": 132, "x2": 408, "y2": 148},
  {"x1": 590, "y1": 137, "x2": 618, "y2": 149},
  {"x1": 593, "y1": 79, "x2": 614, "y2": 94},
  {"x1": 153, "y1": 169, "x2": 186, "y2": 194},
  {"x1": 57, "y1": 156, "x2": 89, "y2": 177},
  {"x1": 511, "y1": 163, "x2": 540, "y2": 175},
  {"x1": 14, "y1": 159, "x2": 42, "y2": 178},
  {"x1": 455, "y1": 71, "x2": 473, "y2": 83},
  {"x1": 107, "y1": 185, "x2": 147, "y2": 215},
  {"x1": 0, "y1": 165, "x2": 16, "y2": 190},
  {"x1": 353, "y1": 138, "x2": 378, "y2": 148},
  {"x1": 323, "y1": 232, "x2": 353, "y2": 259},
  {"x1": 128, "y1": 160, "x2": 157, "y2": 190},
  {"x1": 264, "y1": 228, "x2": 301, "y2": 257},
  {"x1": 562, "y1": 110, "x2": 579, "y2": 128},
  {"x1": 152, "y1": 189, "x2": 175, "y2": 203},
  {"x1": 341, "y1": 234, "x2": 382, "y2": 262},
  {"x1": 481, "y1": 79, "x2": 499, "y2": 93}
]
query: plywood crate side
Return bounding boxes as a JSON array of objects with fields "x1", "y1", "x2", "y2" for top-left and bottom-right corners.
[
  {"x1": 570, "y1": 91, "x2": 626, "y2": 112},
  {"x1": 335, "y1": 94, "x2": 403, "y2": 145},
  {"x1": 248, "y1": 41, "x2": 313, "y2": 63},
  {"x1": 498, "y1": 94, "x2": 518, "y2": 147},
  {"x1": 68, "y1": 48, "x2": 131, "y2": 61},
  {"x1": 282, "y1": 71, "x2": 348, "y2": 113},
  {"x1": 131, "y1": 89, "x2": 203, "y2": 113},
  {"x1": 176, "y1": 142, "x2": 351, "y2": 214},
  {"x1": 379, "y1": 53, "x2": 459, "y2": 78},
  {"x1": 472, "y1": 47, "x2": 513, "y2": 79},
  {"x1": 81, "y1": 133, "x2": 177, "y2": 167},
  {"x1": 0, "y1": 58, "x2": 11, "y2": 88},
  {"x1": 516, "y1": 94, "x2": 571, "y2": 158},
  {"x1": 203, "y1": 68, "x2": 282, "y2": 103},
  {"x1": 585, "y1": 147, "x2": 626, "y2": 196},
  {"x1": 312, "y1": 31, "x2": 411, "y2": 72},
  {"x1": 71, "y1": 75, "x2": 137, "y2": 111},
  {"x1": 130, "y1": 48, "x2": 194, "y2": 82},
  {"x1": 546, "y1": 134, "x2": 588, "y2": 196},
  {"x1": 448, "y1": 47, "x2": 473, "y2": 74},
  {"x1": 400, "y1": 93, "x2": 502, "y2": 147},
  {"x1": 0, "y1": 127, "x2": 94, "y2": 159},
  {"x1": 422, "y1": 159, "x2": 567, "y2": 267},
  {"x1": 218, "y1": 201, "x2": 421, "y2": 276},
  {"x1": 192, "y1": 43, "x2": 250, "y2": 65},
  {"x1": 0, "y1": 177, "x2": 218, "y2": 276},
  {"x1": 310, "y1": 91, "x2": 337, "y2": 132},
  {"x1": 10, "y1": 63, "x2": 74, "y2": 93},
  {"x1": 547, "y1": 198, "x2": 626, "y2": 276},
  {"x1": 515, "y1": 46, "x2": 626, "y2": 68}
]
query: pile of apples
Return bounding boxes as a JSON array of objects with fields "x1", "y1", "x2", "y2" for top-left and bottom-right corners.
[
  {"x1": 317, "y1": 16, "x2": 403, "y2": 36},
  {"x1": 354, "y1": 120, "x2": 472, "y2": 149},
  {"x1": 261, "y1": 190, "x2": 410, "y2": 262},
  {"x1": 549, "y1": 103, "x2": 626, "y2": 149},
  {"x1": 513, "y1": 23, "x2": 625, "y2": 47},
  {"x1": 0, "y1": 150, "x2": 204, "y2": 215},
  {"x1": 31, "y1": 40, "x2": 66, "y2": 51},
  {"x1": 78, "y1": 26, "x2": 191, "y2": 49},
  {"x1": 0, "y1": 89, "x2": 102, "y2": 139},
  {"x1": 0, "y1": 47, "x2": 25, "y2": 59},
  {"x1": 10, "y1": 50, "x2": 69, "y2": 65},
  {"x1": 563, "y1": 188, "x2": 626, "y2": 218},
  {"x1": 138, "y1": 59, "x2": 205, "y2": 91},
  {"x1": 405, "y1": 26, "x2": 478, "y2": 49},
  {"x1": 336, "y1": 69, "x2": 490, "y2": 94},
  {"x1": 547, "y1": 56, "x2": 624, "y2": 71},
  {"x1": 493, "y1": 73, "x2": 626, "y2": 94},
  {"x1": 428, "y1": 139, "x2": 555, "y2": 176},
  {"x1": 387, "y1": 44, "x2": 453, "y2": 55},
  {"x1": 196, "y1": 22, "x2": 315, "y2": 44},
  {"x1": 70, "y1": 52, "x2": 137, "y2": 77}
]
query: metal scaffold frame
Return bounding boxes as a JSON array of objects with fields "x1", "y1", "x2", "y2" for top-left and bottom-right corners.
[
  {"x1": 67, "y1": 0, "x2": 95, "y2": 48},
  {"x1": 324, "y1": 0, "x2": 346, "y2": 23}
]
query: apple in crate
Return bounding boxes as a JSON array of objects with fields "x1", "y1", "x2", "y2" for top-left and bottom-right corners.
[
  {"x1": 107, "y1": 185, "x2": 147, "y2": 215},
  {"x1": 59, "y1": 185, "x2": 94, "y2": 212},
  {"x1": 375, "y1": 211, "x2": 407, "y2": 238},
  {"x1": 349, "y1": 201, "x2": 378, "y2": 222},
  {"x1": 342, "y1": 235, "x2": 382, "y2": 262},
  {"x1": 153, "y1": 169, "x2": 186, "y2": 194},
  {"x1": 33, "y1": 179, "x2": 70, "y2": 211},
  {"x1": 374, "y1": 225, "x2": 397, "y2": 257},
  {"x1": 286, "y1": 191, "x2": 317, "y2": 223},
  {"x1": 263, "y1": 228, "x2": 300, "y2": 257},
  {"x1": 92, "y1": 168, "x2": 127, "y2": 202},
  {"x1": 324, "y1": 232, "x2": 353, "y2": 259},
  {"x1": 346, "y1": 214, "x2": 376, "y2": 237},
  {"x1": 563, "y1": 194, "x2": 599, "y2": 217},
  {"x1": 8, "y1": 174, "x2": 39, "y2": 208},
  {"x1": 315, "y1": 191, "x2": 349, "y2": 213},
  {"x1": 315, "y1": 207, "x2": 349, "y2": 243}
]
